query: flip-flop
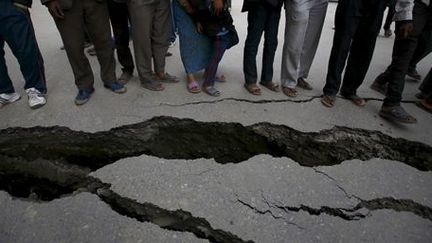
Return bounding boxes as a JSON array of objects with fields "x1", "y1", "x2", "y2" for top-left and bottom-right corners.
[
  {"x1": 282, "y1": 87, "x2": 297, "y2": 97},
  {"x1": 321, "y1": 95, "x2": 335, "y2": 108},
  {"x1": 244, "y1": 83, "x2": 261, "y2": 95},
  {"x1": 141, "y1": 80, "x2": 165, "y2": 91},
  {"x1": 216, "y1": 75, "x2": 227, "y2": 82},
  {"x1": 416, "y1": 100, "x2": 432, "y2": 114},
  {"x1": 260, "y1": 81, "x2": 280, "y2": 92},
  {"x1": 203, "y1": 86, "x2": 220, "y2": 97},
  {"x1": 187, "y1": 81, "x2": 201, "y2": 93},
  {"x1": 343, "y1": 94, "x2": 367, "y2": 107},
  {"x1": 154, "y1": 72, "x2": 179, "y2": 83}
]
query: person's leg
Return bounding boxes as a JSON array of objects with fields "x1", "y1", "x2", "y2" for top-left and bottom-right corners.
[
  {"x1": 383, "y1": 0, "x2": 395, "y2": 35},
  {"x1": 383, "y1": 3, "x2": 430, "y2": 107},
  {"x1": 280, "y1": 0, "x2": 309, "y2": 90},
  {"x1": 340, "y1": 0, "x2": 387, "y2": 98},
  {"x1": 419, "y1": 68, "x2": 432, "y2": 97},
  {"x1": 298, "y1": 0, "x2": 328, "y2": 82},
  {"x1": 169, "y1": 0, "x2": 177, "y2": 44},
  {"x1": 408, "y1": 22, "x2": 432, "y2": 79},
  {"x1": 203, "y1": 33, "x2": 231, "y2": 95},
  {"x1": 54, "y1": 0, "x2": 94, "y2": 91},
  {"x1": 260, "y1": 5, "x2": 281, "y2": 83},
  {"x1": 128, "y1": 1, "x2": 158, "y2": 87},
  {"x1": 323, "y1": 0, "x2": 359, "y2": 97},
  {"x1": 152, "y1": 0, "x2": 172, "y2": 79},
  {"x1": 83, "y1": 0, "x2": 118, "y2": 87},
  {"x1": 2, "y1": 5, "x2": 46, "y2": 94},
  {"x1": 243, "y1": 3, "x2": 267, "y2": 85},
  {"x1": 0, "y1": 37, "x2": 15, "y2": 94},
  {"x1": 107, "y1": 0, "x2": 134, "y2": 76}
]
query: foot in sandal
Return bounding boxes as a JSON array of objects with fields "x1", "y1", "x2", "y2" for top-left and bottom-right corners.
[
  {"x1": 244, "y1": 83, "x2": 261, "y2": 95},
  {"x1": 187, "y1": 80, "x2": 201, "y2": 93},
  {"x1": 321, "y1": 94, "x2": 335, "y2": 108},
  {"x1": 260, "y1": 81, "x2": 280, "y2": 92},
  {"x1": 282, "y1": 86, "x2": 297, "y2": 97},
  {"x1": 379, "y1": 105, "x2": 417, "y2": 124},
  {"x1": 416, "y1": 98, "x2": 432, "y2": 114},
  {"x1": 203, "y1": 85, "x2": 220, "y2": 97},
  {"x1": 342, "y1": 94, "x2": 367, "y2": 107},
  {"x1": 141, "y1": 80, "x2": 165, "y2": 91}
]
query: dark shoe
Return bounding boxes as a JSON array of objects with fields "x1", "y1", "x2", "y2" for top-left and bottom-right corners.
[
  {"x1": 384, "y1": 29, "x2": 392, "y2": 37},
  {"x1": 141, "y1": 80, "x2": 165, "y2": 91},
  {"x1": 118, "y1": 71, "x2": 133, "y2": 84},
  {"x1": 75, "y1": 88, "x2": 95, "y2": 106},
  {"x1": 379, "y1": 105, "x2": 417, "y2": 124},
  {"x1": 407, "y1": 68, "x2": 422, "y2": 81},
  {"x1": 297, "y1": 78, "x2": 313, "y2": 90},
  {"x1": 416, "y1": 99, "x2": 432, "y2": 114},
  {"x1": 370, "y1": 81, "x2": 387, "y2": 95},
  {"x1": 104, "y1": 81, "x2": 127, "y2": 94}
]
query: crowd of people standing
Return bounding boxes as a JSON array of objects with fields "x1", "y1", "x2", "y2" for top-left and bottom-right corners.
[{"x1": 1, "y1": 0, "x2": 431, "y2": 124}]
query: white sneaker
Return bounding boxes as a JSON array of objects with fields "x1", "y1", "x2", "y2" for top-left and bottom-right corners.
[
  {"x1": 25, "y1": 88, "x2": 46, "y2": 109},
  {"x1": 0, "y1": 92, "x2": 21, "y2": 108}
]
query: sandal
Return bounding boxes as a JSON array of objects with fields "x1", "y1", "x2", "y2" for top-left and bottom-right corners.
[
  {"x1": 141, "y1": 80, "x2": 165, "y2": 91},
  {"x1": 379, "y1": 105, "x2": 417, "y2": 124},
  {"x1": 416, "y1": 99, "x2": 432, "y2": 114},
  {"x1": 203, "y1": 86, "x2": 220, "y2": 97},
  {"x1": 187, "y1": 81, "x2": 201, "y2": 93},
  {"x1": 260, "y1": 81, "x2": 280, "y2": 92},
  {"x1": 282, "y1": 87, "x2": 297, "y2": 97},
  {"x1": 343, "y1": 94, "x2": 367, "y2": 107},
  {"x1": 154, "y1": 72, "x2": 179, "y2": 83},
  {"x1": 297, "y1": 78, "x2": 313, "y2": 90},
  {"x1": 244, "y1": 83, "x2": 261, "y2": 96},
  {"x1": 216, "y1": 75, "x2": 227, "y2": 83},
  {"x1": 321, "y1": 94, "x2": 335, "y2": 108}
]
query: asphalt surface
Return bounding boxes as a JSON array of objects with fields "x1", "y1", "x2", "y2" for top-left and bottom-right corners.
[{"x1": 0, "y1": 2, "x2": 431, "y2": 243}]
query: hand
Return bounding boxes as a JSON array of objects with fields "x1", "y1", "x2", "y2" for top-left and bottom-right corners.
[
  {"x1": 196, "y1": 22, "x2": 203, "y2": 34},
  {"x1": 46, "y1": 0, "x2": 64, "y2": 19},
  {"x1": 212, "y1": 0, "x2": 224, "y2": 16},
  {"x1": 395, "y1": 21, "x2": 413, "y2": 39}
]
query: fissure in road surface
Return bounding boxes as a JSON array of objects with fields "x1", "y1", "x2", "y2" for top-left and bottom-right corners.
[
  {"x1": 0, "y1": 116, "x2": 431, "y2": 171},
  {"x1": 1, "y1": 116, "x2": 431, "y2": 241}
]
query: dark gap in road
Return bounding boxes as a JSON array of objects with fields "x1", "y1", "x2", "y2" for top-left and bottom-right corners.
[
  {"x1": 0, "y1": 157, "x2": 253, "y2": 243},
  {"x1": 0, "y1": 116, "x2": 431, "y2": 172}
]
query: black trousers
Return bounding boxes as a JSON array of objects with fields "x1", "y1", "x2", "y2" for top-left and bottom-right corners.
[
  {"x1": 420, "y1": 68, "x2": 432, "y2": 100},
  {"x1": 243, "y1": 2, "x2": 282, "y2": 84},
  {"x1": 409, "y1": 23, "x2": 432, "y2": 71},
  {"x1": 376, "y1": 2, "x2": 432, "y2": 106},
  {"x1": 323, "y1": 0, "x2": 388, "y2": 97},
  {"x1": 107, "y1": 0, "x2": 134, "y2": 74},
  {"x1": 383, "y1": 0, "x2": 396, "y2": 30}
]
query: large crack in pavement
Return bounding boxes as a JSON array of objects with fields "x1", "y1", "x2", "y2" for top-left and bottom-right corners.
[
  {"x1": 1, "y1": 116, "x2": 432, "y2": 241},
  {"x1": 0, "y1": 116, "x2": 431, "y2": 171},
  {"x1": 0, "y1": 157, "x2": 252, "y2": 243}
]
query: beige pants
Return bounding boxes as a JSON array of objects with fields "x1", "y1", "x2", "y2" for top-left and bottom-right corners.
[{"x1": 127, "y1": 0, "x2": 171, "y2": 83}]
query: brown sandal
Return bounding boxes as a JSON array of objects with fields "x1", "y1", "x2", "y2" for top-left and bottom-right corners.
[
  {"x1": 321, "y1": 95, "x2": 335, "y2": 108},
  {"x1": 244, "y1": 83, "x2": 261, "y2": 95},
  {"x1": 343, "y1": 94, "x2": 367, "y2": 107},
  {"x1": 260, "y1": 81, "x2": 280, "y2": 92},
  {"x1": 282, "y1": 87, "x2": 297, "y2": 97}
]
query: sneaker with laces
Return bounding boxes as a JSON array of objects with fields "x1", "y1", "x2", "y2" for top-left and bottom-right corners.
[
  {"x1": 75, "y1": 88, "x2": 95, "y2": 106},
  {"x1": 104, "y1": 81, "x2": 127, "y2": 94},
  {"x1": 25, "y1": 88, "x2": 46, "y2": 109},
  {"x1": 0, "y1": 92, "x2": 21, "y2": 108}
]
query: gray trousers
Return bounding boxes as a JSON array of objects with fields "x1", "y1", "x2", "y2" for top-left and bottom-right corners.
[
  {"x1": 127, "y1": 0, "x2": 171, "y2": 83},
  {"x1": 54, "y1": 0, "x2": 116, "y2": 90},
  {"x1": 281, "y1": 0, "x2": 328, "y2": 88}
]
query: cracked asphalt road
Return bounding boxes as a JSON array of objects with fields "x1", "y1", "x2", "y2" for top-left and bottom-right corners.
[{"x1": 1, "y1": 2, "x2": 432, "y2": 243}]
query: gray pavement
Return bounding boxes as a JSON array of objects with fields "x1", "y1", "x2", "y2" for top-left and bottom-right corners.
[{"x1": 0, "y1": 2, "x2": 431, "y2": 243}]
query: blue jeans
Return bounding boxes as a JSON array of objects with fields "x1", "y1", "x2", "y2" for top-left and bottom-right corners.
[{"x1": 0, "y1": 0, "x2": 46, "y2": 94}]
